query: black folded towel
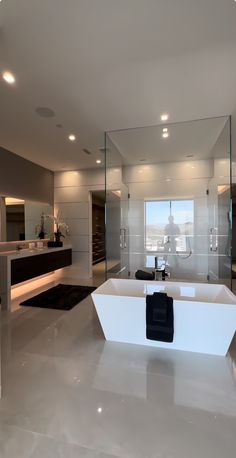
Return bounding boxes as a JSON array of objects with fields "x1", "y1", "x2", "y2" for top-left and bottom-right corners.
[
  {"x1": 135, "y1": 270, "x2": 155, "y2": 281},
  {"x1": 146, "y1": 292, "x2": 174, "y2": 343}
]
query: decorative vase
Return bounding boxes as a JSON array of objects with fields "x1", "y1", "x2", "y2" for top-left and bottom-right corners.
[
  {"x1": 39, "y1": 231, "x2": 45, "y2": 239},
  {"x1": 49, "y1": 230, "x2": 63, "y2": 247},
  {"x1": 55, "y1": 231, "x2": 62, "y2": 243}
]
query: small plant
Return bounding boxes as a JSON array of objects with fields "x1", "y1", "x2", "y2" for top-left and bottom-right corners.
[{"x1": 47, "y1": 210, "x2": 69, "y2": 242}]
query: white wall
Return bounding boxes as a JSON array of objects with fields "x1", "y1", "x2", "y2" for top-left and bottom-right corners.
[{"x1": 54, "y1": 167, "x2": 121, "y2": 278}]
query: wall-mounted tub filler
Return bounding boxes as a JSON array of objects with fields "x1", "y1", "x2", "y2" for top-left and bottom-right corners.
[
  {"x1": 91, "y1": 279, "x2": 236, "y2": 356},
  {"x1": 154, "y1": 256, "x2": 170, "y2": 281}
]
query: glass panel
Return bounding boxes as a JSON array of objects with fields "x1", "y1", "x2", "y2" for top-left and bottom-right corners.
[
  {"x1": 171, "y1": 200, "x2": 194, "y2": 253},
  {"x1": 105, "y1": 116, "x2": 232, "y2": 288},
  {"x1": 105, "y1": 134, "x2": 130, "y2": 277},
  {"x1": 145, "y1": 200, "x2": 170, "y2": 252}
]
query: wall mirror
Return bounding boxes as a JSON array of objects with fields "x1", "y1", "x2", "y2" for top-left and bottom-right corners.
[{"x1": 0, "y1": 196, "x2": 53, "y2": 242}]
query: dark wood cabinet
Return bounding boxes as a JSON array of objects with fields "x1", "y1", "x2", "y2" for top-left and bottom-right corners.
[
  {"x1": 11, "y1": 249, "x2": 72, "y2": 285},
  {"x1": 92, "y1": 204, "x2": 105, "y2": 264}
]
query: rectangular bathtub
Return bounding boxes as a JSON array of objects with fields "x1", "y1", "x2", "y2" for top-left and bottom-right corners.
[{"x1": 91, "y1": 279, "x2": 236, "y2": 356}]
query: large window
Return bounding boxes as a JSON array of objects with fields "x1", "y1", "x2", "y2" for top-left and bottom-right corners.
[{"x1": 145, "y1": 199, "x2": 194, "y2": 254}]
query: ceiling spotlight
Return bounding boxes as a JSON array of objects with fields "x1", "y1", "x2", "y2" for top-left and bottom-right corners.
[
  {"x1": 96, "y1": 159, "x2": 102, "y2": 164},
  {"x1": 162, "y1": 128, "x2": 168, "y2": 133},
  {"x1": 68, "y1": 134, "x2": 76, "y2": 142},
  {"x1": 2, "y1": 71, "x2": 15, "y2": 84},
  {"x1": 162, "y1": 132, "x2": 169, "y2": 138},
  {"x1": 161, "y1": 113, "x2": 169, "y2": 122}
]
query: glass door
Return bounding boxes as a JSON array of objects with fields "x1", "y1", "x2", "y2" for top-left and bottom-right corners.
[
  {"x1": 105, "y1": 132, "x2": 130, "y2": 278},
  {"x1": 105, "y1": 183, "x2": 129, "y2": 278},
  {"x1": 207, "y1": 118, "x2": 232, "y2": 288},
  {"x1": 119, "y1": 183, "x2": 130, "y2": 277},
  {"x1": 208, "y1": 184, "x2": 231, "y2": 288}
]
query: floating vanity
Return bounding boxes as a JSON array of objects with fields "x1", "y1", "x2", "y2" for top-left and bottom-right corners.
[
  {"x1": 92, "y1": 279, "x2": 236, "y2": 356},
  {"x1": 0, "y1": 245, "x2": 72, "y2": 310}
]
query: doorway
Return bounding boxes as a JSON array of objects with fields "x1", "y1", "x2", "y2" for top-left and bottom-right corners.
[{"x1": 106, "y1": 185, "x2": 129, "y2": 278}]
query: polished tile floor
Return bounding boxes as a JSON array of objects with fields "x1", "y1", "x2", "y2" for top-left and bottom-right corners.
[{"x1": 0, "y1": 271, "x2": 236, "y2": 457}]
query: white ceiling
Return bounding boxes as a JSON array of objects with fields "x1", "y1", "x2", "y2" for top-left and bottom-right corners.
[{"x1": 0, "y1": 0, "x2": 236, "y2": 171}]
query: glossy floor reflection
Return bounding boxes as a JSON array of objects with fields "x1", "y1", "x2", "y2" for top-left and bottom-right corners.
[{"x1": 0, "y1": 276, "x2": 236, "y2": 457}]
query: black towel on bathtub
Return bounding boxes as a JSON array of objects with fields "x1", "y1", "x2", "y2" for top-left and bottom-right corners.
[
  {"x1": 146, "y1": 292, "x2": 174, "y2": 342},
  {"x1": 135, "y1": 270, "x2": 155, "y2": 280}
]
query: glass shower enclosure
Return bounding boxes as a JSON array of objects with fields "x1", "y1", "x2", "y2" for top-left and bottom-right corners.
[{"x1": 105, "y1": 116, "x2": 232, "y2": 289}]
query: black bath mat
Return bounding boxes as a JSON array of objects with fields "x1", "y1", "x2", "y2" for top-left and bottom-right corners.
[{"x1": 20, "y1": 284, "x2": 96, "y2": 311}]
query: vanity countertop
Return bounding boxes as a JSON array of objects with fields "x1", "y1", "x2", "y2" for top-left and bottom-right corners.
[{"x1": 0, "y1": 244, "x2": 72, "y2": 260}]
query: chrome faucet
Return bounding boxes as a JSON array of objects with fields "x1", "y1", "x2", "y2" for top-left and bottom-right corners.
[
  {"x1": 154, "y1": 256, "x2": 170, "y2": 281},
  {"x1": 16, "y1": 243, "x2": 25, "y2": 251}
]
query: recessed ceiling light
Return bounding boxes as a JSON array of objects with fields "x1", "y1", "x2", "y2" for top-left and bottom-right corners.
[
  {"x1": 162, "y1": 127, "x2": 168, "y2": 133},
  {"x1": 162, "y1": 132, "x2": 169, "y2": 138},
  {"x1": 96, "y1": 159, "x2": 101, "y2": 164},
  {"x1": 2, "y1": 71, "x2": 15, "y2": 84},
  {"x1": 68, "y1": 134, "x2": 76, "y2": 142},
  {"x1": 161, "y1": 113, "x2": 169, "y2": 122}
]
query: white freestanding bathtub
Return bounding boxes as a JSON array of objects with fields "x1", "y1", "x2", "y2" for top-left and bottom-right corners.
[{"x1": 91, "y1": 279, "x2": 236, "y2": 356}]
